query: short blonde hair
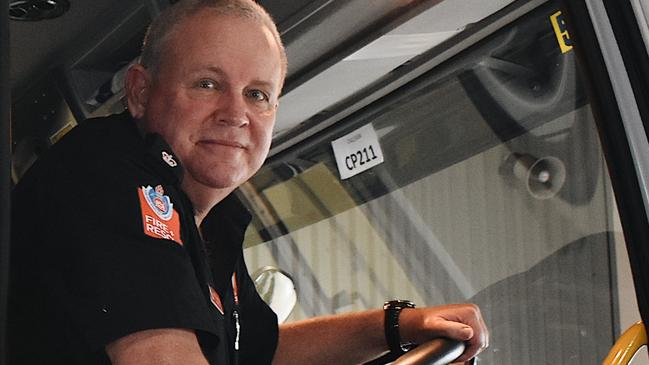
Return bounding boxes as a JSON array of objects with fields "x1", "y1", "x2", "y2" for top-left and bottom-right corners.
[{"x1": 140, "y1": 0, "x2": 287, "y2": 78}]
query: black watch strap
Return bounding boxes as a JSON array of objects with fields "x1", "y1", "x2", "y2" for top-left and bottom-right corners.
[{"x1": 384, "y1": 299, "x2": 416, "y2": 354}]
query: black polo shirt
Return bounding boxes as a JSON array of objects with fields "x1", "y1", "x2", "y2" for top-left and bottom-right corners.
[{"x1": 9, "y1": 112, "x2": 278, "y2": 364}]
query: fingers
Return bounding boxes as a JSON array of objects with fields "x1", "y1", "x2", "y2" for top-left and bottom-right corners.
[
  {"x1": 444, "y1": 304, "x2": 489, "y2": 362},
  {"x1": 401, "y1": 303, "x2": 489, "y2": 363},
  {"x1": 431, "y1": 320, "x2": 474, "y2": 341}
]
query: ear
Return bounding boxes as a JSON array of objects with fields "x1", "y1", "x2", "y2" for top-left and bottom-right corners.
[{"x1": 125, "y1": 64, "x2": 150, "y2": 119}]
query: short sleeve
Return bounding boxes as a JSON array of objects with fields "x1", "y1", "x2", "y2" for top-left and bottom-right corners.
[{"x1": 13, "y1": 144, "x2": 218, "y2": 350}]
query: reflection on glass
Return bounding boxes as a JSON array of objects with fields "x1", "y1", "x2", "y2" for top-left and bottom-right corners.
[
  {"x1": 252, "y1": 266, "x2": 297, "y2": 324},
  {"x1": 241, "y1": 2, "x2": 631, "y2": 364}
]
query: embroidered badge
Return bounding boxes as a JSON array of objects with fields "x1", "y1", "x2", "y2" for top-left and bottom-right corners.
[
  {"x1": 138, "y1": 185, "x2": 183, "y2": 245},
  {"x1": 209, "y1": 286, "x2": 224, "y2": 315}
]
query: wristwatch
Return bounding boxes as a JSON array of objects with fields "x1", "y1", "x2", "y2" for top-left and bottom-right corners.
[{"x1": 384, "y1": 299, "x2": 416, "y2": 354}]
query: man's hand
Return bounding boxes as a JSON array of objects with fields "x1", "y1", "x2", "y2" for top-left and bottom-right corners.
[
  {"x1": 274, "y1": 303, "x2": 488, "y2": 365},
  {"x1": 399, "y1": 304, "x2": 489, "y2": 363}
]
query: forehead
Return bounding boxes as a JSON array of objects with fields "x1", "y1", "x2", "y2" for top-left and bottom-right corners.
[{"x1": 160, "y1": 11, "x2": 283, "y2": 87}]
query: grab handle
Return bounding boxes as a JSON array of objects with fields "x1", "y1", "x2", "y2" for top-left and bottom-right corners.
[
  {"x1": 602, "y1": 321, "x2": 647, "y2": 365},
  {"x1": 391, "y1": 338, "x2": 466, "y2": 365}
]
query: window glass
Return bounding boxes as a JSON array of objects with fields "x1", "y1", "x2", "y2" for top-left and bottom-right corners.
[{"x1": 241, "y1": 2, "x2": 642, "y2": 363}]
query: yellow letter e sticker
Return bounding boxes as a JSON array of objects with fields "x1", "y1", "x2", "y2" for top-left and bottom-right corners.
[{"x1": 551, "y1": 11, "x2": 573, "y2": 54}]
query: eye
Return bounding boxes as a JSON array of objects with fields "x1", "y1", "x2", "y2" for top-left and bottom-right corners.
[
  {"x1": 197, "y1": 79, "x2": 217, "y2": 89},
  {"x1": 247, "y1": 89, "x2": 270, "y2": 102}
]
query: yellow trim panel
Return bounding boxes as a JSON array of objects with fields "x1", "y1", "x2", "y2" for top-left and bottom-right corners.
[{"x1": 602, "y1": 322, "x2": 647, "y2": 365}]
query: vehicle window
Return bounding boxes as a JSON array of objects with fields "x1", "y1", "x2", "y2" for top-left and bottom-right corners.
[{"x1": 240, "y1": 1, "x2": 643, "y2": 363}]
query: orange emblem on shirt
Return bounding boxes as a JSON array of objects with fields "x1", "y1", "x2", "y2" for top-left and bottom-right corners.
[{"x1": 138, "y1": 185, "x2": 183, "y2": 245}]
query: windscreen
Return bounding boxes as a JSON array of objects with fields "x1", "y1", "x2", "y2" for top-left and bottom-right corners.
[{"x1": 238, "y1": 2, "x2": 634, "y2": 363}]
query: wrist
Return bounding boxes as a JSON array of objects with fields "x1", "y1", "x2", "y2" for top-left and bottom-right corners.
[{"x1": 383, "y1": 299, "x2": 416, "y2": 354}]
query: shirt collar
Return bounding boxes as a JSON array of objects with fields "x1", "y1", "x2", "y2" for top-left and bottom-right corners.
[
  {"x1": 201, "y1": 192, "x2": 252, "y2": 245},
  {"x1": 201, "y1": 193, "x2": 252, "y2": 291}
]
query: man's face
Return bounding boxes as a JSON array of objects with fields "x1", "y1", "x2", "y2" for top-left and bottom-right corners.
[{"x1": 138, "y1": 11, "x2": 283, "y2": 192}]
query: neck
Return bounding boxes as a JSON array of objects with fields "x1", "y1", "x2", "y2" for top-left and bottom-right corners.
[{"x1": 181, "y1": 178, "x2": 235, "y2": 227}]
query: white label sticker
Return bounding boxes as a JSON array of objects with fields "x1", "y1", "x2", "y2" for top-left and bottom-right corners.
[{"x1": 331, "y1": 123, "x2": 384, "y2": 180}]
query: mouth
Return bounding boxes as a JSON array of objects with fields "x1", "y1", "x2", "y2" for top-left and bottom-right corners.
[{"x1": 198, "y1": 139, "x2": 246, "y2": 149}]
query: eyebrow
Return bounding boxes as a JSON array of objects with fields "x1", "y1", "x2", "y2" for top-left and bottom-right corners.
[
  {"x1": 202, "y1": 65, "x2": 278, "y2": 93},
  {"x1": 203, "y1": 65, "x2": 226, "y2": 78}
]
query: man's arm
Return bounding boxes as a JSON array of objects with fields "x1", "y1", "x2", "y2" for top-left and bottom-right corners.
[
  {"x1": 105, "y1": 328, "x2": 210, "y2": 365},
  {"x1": 273, "y1": 304, "x2": 488, "y2": 365}
]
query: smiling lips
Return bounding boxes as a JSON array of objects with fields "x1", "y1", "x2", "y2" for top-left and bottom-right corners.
[{"x1": 198, "y1": 139, "x2": 246, "y2": 149}]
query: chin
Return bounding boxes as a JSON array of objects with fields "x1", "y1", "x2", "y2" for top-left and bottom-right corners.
[
  {"x1": 196, "y1": 171, "x2": 250, "y2": 190},
  {"x1": 187, "y1": 161, "x2": 257, "y2": 190}
]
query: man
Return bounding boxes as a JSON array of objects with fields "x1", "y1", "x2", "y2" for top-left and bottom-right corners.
[{"x1": 9, "y1": 0, "x2": 488, "y2": 364}]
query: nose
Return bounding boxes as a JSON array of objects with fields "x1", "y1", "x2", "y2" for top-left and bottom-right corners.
[{"x1": 216, "y1": 90, "x2": 250, "y2": 127}]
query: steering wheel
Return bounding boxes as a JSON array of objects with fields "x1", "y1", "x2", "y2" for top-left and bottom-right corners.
[{"x1": 391, "y1": 338, "x2": 467, "y2": 365}]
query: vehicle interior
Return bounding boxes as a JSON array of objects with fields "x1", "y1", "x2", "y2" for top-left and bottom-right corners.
[{"x1": 3, "y1": 0, "x2": 649, "y2": 364}]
